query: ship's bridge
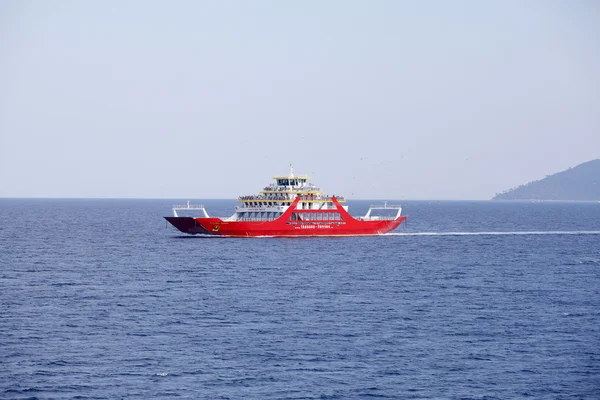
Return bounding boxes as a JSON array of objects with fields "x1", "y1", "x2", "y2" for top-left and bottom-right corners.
[
  {"x1": 262, "y1": 174, "x2": 323, "y2": 195},
  {"x1": 272, "y1": 175, "x2": 309, "y2": 187}
]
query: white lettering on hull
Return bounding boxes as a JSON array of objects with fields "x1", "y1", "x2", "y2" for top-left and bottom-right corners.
[{"x1": 295, "y1": 224, "x2": 333, "y2": 229}]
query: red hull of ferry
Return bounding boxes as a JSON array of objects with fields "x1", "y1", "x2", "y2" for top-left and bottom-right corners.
[
  {"x1": 193, "y1": 217, "x2": 406, "y2": 237},
  {"x1": 166, "y1": 197, "x2": 407, "y2": 237}
]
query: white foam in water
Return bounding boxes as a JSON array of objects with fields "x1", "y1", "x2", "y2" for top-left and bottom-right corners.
[{"x1": 386, "y1": 231, "x2": 600, "y2": 236}]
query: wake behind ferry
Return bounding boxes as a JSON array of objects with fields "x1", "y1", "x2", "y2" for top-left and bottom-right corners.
[{"x1": 165, "y1": 166, "x2": 407, "y2": 237}]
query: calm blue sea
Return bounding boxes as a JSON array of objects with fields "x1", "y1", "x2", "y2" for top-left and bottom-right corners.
[{"x1": 1, "y1": 199, "x2": 600, "y2": 399}]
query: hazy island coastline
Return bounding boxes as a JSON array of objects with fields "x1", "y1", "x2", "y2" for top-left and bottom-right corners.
[{"x1": 493, "y1": 159, "x2": 600, "y2": 201}]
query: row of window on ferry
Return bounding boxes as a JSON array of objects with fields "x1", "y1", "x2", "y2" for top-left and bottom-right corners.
[
  {"x1": 277, "y1": 179, "x2": 306, "y2": 186},
  {"x1": 290, "y1": 212, "x2": 342, "y2": 221}
]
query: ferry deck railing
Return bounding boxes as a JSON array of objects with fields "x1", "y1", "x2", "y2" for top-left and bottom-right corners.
[
  {"x1": 172, "y1": 201, "x2": 209, "y2": 218},
  {"x1": 363, "y1": 202, "x2": 403, "y2": 220}
]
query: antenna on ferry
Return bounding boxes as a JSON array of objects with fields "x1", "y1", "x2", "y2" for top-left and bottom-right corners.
[{"x1": 290, "y1": 163, "x2": 294, "y2": 178}]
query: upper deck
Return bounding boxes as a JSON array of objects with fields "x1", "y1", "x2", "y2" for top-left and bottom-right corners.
[{"x1": 238, "y1": 166, "x2": 345, "y2": 203}]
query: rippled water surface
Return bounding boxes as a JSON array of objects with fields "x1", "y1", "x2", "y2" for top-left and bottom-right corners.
[{"x1": 1, "y1": 199, "x2": 600, "y2": 399}]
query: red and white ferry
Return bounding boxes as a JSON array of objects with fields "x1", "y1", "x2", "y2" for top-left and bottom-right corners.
[{"x1": 165, "y1": 166, "x2": 407, "y2": 237}]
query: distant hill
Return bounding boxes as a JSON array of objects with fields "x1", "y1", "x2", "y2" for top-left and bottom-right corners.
[{"x1": 493, "y1": 159, "x2": 600, "y2": 201}]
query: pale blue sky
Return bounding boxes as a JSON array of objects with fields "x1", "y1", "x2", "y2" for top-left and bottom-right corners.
[{"x1": 1, "y1": 0, "x2": 598, "y2": 199}]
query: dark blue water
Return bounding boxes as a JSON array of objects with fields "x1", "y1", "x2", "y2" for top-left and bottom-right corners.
[{"x1": 1, "y1": 199, "x2": 600, "y2": 399}]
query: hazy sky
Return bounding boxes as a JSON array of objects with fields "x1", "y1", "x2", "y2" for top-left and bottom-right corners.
[{"x1": 1, "y1": 1, "x2": 598, "y2": 200}]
